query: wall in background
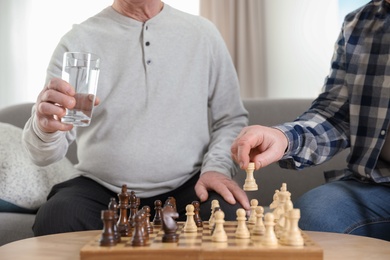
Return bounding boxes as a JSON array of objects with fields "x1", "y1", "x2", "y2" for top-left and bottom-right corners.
[
  {"x1": 0, "y1": 0, "x2": 199, "y2": 109},
  {"x1": 263, "y1": 0, "x2": 339, "y2": 98},
  {"x1": 0, "y1": 0, "x2": 370, "y2": 108}
]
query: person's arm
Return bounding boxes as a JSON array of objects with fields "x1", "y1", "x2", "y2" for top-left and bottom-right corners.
[
  {"x1": 22, "y1": 40, "x2": 78, "y2": 166},
  {"x1": 200, "y1": 21, "x2": 248, "y2": 179},
  {"x1": 231, "y1": 25, "x2": 350, "y2": 171},
  {"x1": 196, "y1": 21, "x2": 249, "y2": 209},
  {"x1": 276, "y1": 28, "x2": 351, "y2": 170},
  {"x1": 22, "y1": 79, "x2": 75, "y2": 166}
]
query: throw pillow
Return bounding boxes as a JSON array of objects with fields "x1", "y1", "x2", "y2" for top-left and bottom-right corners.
[{"x1": 0, "y1": 122, "x2": 75, "y2": 211}]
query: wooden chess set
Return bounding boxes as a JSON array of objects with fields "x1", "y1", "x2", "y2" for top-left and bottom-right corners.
[{"x1": 80, "y1": 163, "x2": 323, "y2": 260}]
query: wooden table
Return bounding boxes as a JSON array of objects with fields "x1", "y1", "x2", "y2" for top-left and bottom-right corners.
[{"x1": 0, "y1": 230, "x2": 389, "y2": 260}]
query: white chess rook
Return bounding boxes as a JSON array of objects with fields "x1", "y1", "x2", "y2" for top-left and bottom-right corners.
[{"x1": 243, "y1": 162, "x2": 258, "y2": 191}]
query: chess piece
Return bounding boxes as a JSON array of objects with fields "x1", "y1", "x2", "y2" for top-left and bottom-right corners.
[
  {"x1": 248, "y1": 199, "x2": 258, "y2": 224},
  {"x1": 269, "y1": 189, "x2": 279, "y2": 209},
  {"x1": 192, "y1": 201, "x2": 203, "y2": 227},
  {"x1": 164, "y1": 197, "x2": 177, "y2": 211},
  {"x1": 128, "y1": 191, "x2": 138, "y2": 228},
  {"x1": 138, "y1": 209, "x2": 149, "y2": 243},
  {"x1": 252, "y1": 206, "x2": 265, "y2": 238},
  {"x1": 278, "y1": 193, "x2": 294, "y2": 240},
  {"x1": 142, "y1": 205, "x2": 154, "y2": 234},
  {"x1": 243, "y1": 162, "x2": 258, "y2": 191},
  {"x1": 131, "y1": 214, "x2": 146, "y2": 246},
  {"x1": 273, "y1": 183, "x2": 289, "y2": 221},
  {"x1": 284, "y1": 209, "x2": 304, "y2": 246},
  {"x1": 235, "y1": 208, "x2": 250, "y2": 239},
  {"x1": 211, "y1": 207, "x2": 222, "y2": 235},
  {"x1": 99, "y1": 210, "x2": 117, "y2": 247},
  {"x1": 153, "y1": 200, "x2": 163, "y2": 225},
  {"x1": 212, "y1": 210, "x2": 227, "y2": 242},
  {"x1": 117, "y1": 184, "x2": 131, "y2": 237},
  {"x1": 162, "y1": 203, "x2": 179, "y2": 242},
  {"x1": 261, "y1": 212, "x2": 278, "y2": 247},
  {"x1": 209, "y1": 199, "x2": 220, "y2": 227},
  {"x1": 183, "y1": 204, "x2": 197, "y2": 232},
  {"x1": 108, "y1": 197, "x2": 121, "y2": 243}
]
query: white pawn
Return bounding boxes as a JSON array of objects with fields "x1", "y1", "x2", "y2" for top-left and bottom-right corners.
[
  {"x1": 269, "y1": 190, "x2": 279, "y2": 209},
  {"x1": 183, "y1": 204, "x2": 197, "y2": 232},
  {"x1": 209, "y1": 200, "x2": 220, "y2": 227},
  {"x1": 243, "y1": 162, "x2": 258, "y2": 191},
  {"x1": 273, "y1": 183, "x2": 288, "y2": 221},
  {"x1": 279, "y1": 195, "x2": 294, "y2": 241},
  {"x1": 252, "y1": 206, "x2": 265, "y2": 238},
  {"x1": 212, "y1": 210, "x2": 228, "y2": 242},
  {"x1": 261, "y1": 212, "x2": 278, "y2": 247},
  {"x1": 248, "y1": 199, "x2": 258, "y2": 225},
  {"x1": 235, "y1": 208, "x2": 250, "y2": 239},
  {"x1": 284, "y1": 209, "x2": 304, "y2": 246}
]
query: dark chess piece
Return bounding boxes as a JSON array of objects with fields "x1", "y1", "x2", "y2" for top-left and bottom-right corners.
[
  {"x1": 117, "y1": 184, "x2": 131, "y2": 237},
  {"x1": 142, "y1": 205, "x2": 154, "y2": 233},
  {"x1": 153, "y1": 200, "x2": 163, "y2": 226},
  {"x1": 99, "y1": 210, "x2": 117, "y2": 247},
  {"x1": 131, "y1": 214, "x2": 146, "y2": 246},
  {"x1": 139, "y1": 209, "x2": 149, "y2": 243},
  {"x1": 192, "y1": 201, "x2": 203, "y2": 227},
  {"x1": 164, "y1": 197, "x2": 177, "y2": 211},
  {"x1": 162, "y1": 204, "x2": 179, "y2": 243},
  {"x1": 128, "y1": 190, "x2": 138, "y2": 228},
  {"x1": 108, "y1": 197, "x2": 121, "y2": 243}
]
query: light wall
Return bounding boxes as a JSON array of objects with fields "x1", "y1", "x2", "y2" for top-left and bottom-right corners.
[
  {"x1": 264, "y1": 0, "x2": 339, "y2": 98},
  {"x1": 0, "y1": 0, "x2": 199, "y2": 109},
  {"x1": 0, "y1": 0, "x2": 370, "y2": 108}
]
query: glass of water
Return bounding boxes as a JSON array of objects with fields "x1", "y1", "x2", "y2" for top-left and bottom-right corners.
[{"x1": 61, "y1": 52, "x2": 100, "y2": 127}]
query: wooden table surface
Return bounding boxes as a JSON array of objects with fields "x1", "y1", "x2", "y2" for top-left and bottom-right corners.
[{"x1": 0, "y1": 230, "x2": 389, "y2": 260}]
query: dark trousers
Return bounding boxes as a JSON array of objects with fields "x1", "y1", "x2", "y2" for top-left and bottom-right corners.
[{"x1": 33, "y1": 174, "x2": 242, "y2": 236}]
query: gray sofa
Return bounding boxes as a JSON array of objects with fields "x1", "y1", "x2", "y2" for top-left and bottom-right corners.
[{"x1": 0, "y1": 99, "x2": 348, "y2": 246}]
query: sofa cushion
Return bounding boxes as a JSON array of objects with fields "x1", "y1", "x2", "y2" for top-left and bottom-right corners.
[{"x1": 0, "y1": 122, "x2": 75, "y2": 211}]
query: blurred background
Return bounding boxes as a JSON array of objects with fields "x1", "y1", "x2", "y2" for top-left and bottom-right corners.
[{"x1": 0, "y1": 0, "x2": 368, "y2": 109}]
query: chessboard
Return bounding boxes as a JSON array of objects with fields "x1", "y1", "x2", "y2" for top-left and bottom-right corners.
[{"x1": 80, "y1": 221, "x2": 323, "y2": 260}]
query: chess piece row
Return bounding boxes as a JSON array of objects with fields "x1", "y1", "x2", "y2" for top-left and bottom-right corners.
[{"x1": 99, "y1": 184, "x2": 204, "y2": 247}]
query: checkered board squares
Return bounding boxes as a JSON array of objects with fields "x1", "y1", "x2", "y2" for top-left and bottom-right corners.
[{"x1": 80, "y1": 221, "x2": 323, "y2": 260}]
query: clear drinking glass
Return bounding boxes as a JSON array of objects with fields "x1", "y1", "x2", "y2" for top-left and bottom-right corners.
[{"x1": 61, "y1": 52, "x2": 100, "y2": 127}]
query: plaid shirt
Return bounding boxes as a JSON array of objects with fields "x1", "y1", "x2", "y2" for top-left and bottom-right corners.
[{"x1": 276, "y1": 0, "x2": 390, "y2": 184}]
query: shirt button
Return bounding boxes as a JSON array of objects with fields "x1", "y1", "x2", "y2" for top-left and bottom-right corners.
[
  {"x1": 146, "y1": 41, "x2": 150, "y2": 46},
  {"x1": 380, "y1": 129, "x2": 386, "y2": 136},
  {"x1": 147, "y1": 60, "x2": 152, "y2": 65},
  {"x1": 145, "y1": 25, "x2": 148, "y2": 30}
]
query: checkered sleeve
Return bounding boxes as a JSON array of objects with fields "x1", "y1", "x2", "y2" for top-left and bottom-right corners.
[{"x1": 273, "y1": 26, "x2": 351, "y2": 170}]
